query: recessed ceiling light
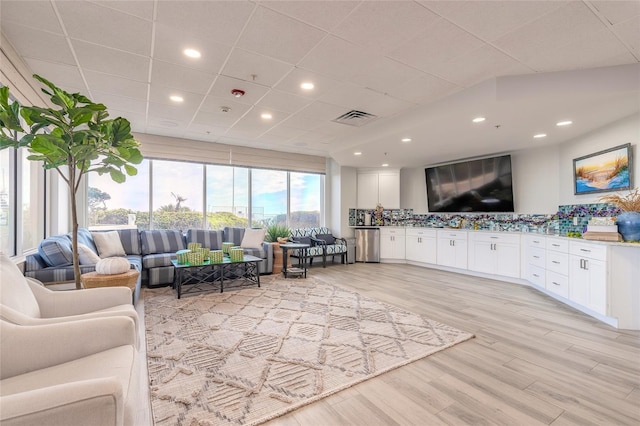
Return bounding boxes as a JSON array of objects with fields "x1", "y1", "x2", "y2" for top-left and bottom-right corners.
[
  {"x1": 382, "y1": 163, "x2": 389, "y2": 167},
  {"x1": 472, "y1": 117, "x2": 486, "y2": 123},
  {"x1": 169, "y1": 95, "x2": 184, "y2": 103},
  {"x1": 556, "y1": 120, "x2": 573, "y2": 126},
  {"x1": 401, "y1": 138, "x2": 412, "y2": 142},
  {"x1": 533, "y1": 133, "x2": 547, "y2": 139},
  {"x1": 301, "y1": 82, "x2": 314, "y2": 90},
  {"x1": 183, "y1": 48, "x2": 201, "y2": 58},
  {"x1": 354, "y1": 152, "x2": 362, "y2": 156},
  {"x1": 261, "y1": 113, "x2": 272, "y2": 120}
]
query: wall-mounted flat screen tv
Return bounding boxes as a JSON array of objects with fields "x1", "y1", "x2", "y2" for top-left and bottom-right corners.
[{"x1": 425, "y1": 154, "x2": 515, "y2": 213}]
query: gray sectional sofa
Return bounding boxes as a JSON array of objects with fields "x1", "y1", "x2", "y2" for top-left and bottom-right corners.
[{"x1": 23, "y1": 227, "x2": 273, "y2": 303}]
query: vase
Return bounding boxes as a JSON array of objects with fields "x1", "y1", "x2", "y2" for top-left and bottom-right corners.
[
  {"x1": 272, "y1": 242, "x2": 284, "y2": 274},
  {"x1": 616, "y1": 211, "x2": 640, "y2": 242}
]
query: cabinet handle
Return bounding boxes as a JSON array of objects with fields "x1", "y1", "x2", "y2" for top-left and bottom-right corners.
[
  {"x1": 533, "y1": 273, "x2": 539, "y2": 278},
  {"x1": 552, "y1": 281, "x2": 560, "y2": 286},
  {"x1": 533, "y1": 240, "x2": 540, "y2": 244},
  {"x1": 552, "y1": 244, "x2": 560, "y2": 247},
  {"x1": 533, "y1": 255, "x2": 540, "y2": 259},
  {"x1": 452, "y1": 240, "x2": 455, "y2": 247},
  {"x1": 490, "y1": 236, "x2": 498, "y2": 239},
  {"x1": 552, "y1": 261, "x2": 560, "y2": 264},
  {"x1": 584, "y1": 259, "x2": 589, "y2": 271},
  {"x1": 580, "y1": 248, "x2": 591, "y2": 253}
]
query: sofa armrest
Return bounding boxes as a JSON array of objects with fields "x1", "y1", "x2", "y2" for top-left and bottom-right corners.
[
  {"x1": 27, "y1": 279, "x2": 132, "y2": 317},
  {"x1": 0, "y1": 317, "x2": 136, "y2": 379},
  {"x1": 335, "y1": 237, "x2": 347, "y2": 245},
  {"x1": 0, "y1": 377, "x2": 123, "y2": 426}
]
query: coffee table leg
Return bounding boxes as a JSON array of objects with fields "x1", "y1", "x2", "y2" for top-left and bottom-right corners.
[
  {"x1": 282, "y1": 247, "x2": 287, "y2": 278},
  {"x1": 177, "y1": 269, "x2": 183, "y2": 299}
]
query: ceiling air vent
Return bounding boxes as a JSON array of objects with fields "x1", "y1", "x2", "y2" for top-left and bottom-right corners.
[{"x1": 332, "y1": 110, "x2": 378, "y2": 127}]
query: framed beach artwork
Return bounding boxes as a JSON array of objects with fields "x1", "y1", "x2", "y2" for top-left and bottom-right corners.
[{"x1": 573, "y1": 143, "x2": 633, "y2": 195}]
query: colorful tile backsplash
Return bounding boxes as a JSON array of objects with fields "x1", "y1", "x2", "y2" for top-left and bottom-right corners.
[{"x1": 349, "y1": 203, "x2": 621, "y2": 236}]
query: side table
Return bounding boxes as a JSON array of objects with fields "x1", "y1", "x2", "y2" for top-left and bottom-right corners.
[
  {"x1": 81, "y1": 270, "x2": 139, "y2": 303},
  {"x1": 280, "y1": 243, "x2": 310, "y2": 278}
]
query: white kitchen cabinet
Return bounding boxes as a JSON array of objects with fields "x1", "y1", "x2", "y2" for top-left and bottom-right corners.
[
  {"x1": 521, "y1": 234, "x2": 546, "y2": 287},
  {"x1": 569, "y1": 241, "x2": 608, "y2": 315},
  {"x1": 545, "y1": 237, "x2": 570, "y2": 298},
  {"x1": 437, "y1": 230, "x2": 468, "y2": 269},
  {"x1": 468, "y1": 232, "x2": 520, "y2": 278},
  {"x1": 380, "y1": 227, "x2": 405, "y2": 261},
  {"x1": 405, "y1": 228, "x2": 437, "y2": 264},
  {"x1": 356, "y1": 170, "x2": 400, "y2": 209}
]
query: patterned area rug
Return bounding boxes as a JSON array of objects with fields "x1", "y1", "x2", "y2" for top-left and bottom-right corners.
[{"x1": 144, "y1": 276, "x2": 473, "y2": 425}]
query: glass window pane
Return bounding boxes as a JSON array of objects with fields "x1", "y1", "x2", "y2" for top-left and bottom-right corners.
[
  {"x1": 88, "y1": 159, "x2": 150, "y2": 230},
  {"x1": 206, "y1": 165, "x2": 248, "y2": 229},
  {"x1": 290, "y1": 172, "x2": 322, "y2": 228},
  {"x1": 0, "y1": 149, "x2": 12, "y2": 255},
  {"x1": 152, "y1": 160, "x2": 203, "y2": 230},
  {"x1": 21, "y1": 148, "x2": 42, "y2": 252},
  {"x1": 251, "y1": 169, "x2": 287, "y2": 227}
]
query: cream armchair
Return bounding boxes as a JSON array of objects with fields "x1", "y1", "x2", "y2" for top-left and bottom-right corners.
[
  {"x1": 0, "y1": 254, "x2": 139, "y2": 338},
  {"x1": 0, "y1": 316, "x2": 138, "y2": 426}
]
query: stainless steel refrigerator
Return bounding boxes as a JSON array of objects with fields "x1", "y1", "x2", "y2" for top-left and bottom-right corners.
[{"x1": 355, "y1": 228, "x2": 380, "y2": 262}]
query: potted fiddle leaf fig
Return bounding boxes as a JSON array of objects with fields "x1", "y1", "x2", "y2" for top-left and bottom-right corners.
[{"x1": 0, "y1": 75, "x2": 143, "y2": 289}]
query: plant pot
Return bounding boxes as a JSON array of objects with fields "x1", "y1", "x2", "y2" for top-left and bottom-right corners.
[{"x1": 617, "y1": 211, "x2": 640, "y2": 242}]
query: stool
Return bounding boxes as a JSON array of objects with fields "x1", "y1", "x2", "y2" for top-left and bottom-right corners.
[{"x1": 81, "y1": 270, "x2": 139, "y2": 303}]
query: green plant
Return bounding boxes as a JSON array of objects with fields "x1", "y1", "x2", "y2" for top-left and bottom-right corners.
[
  {"x1": 0, "y1": 75, "x2": 142, "y2": 289},
  {"x1": 265, "y1": 224, "x2": 290, "y2": 242}
]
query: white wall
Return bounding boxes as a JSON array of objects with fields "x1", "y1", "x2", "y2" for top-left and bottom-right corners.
[
  {"x1": 326, "y1": 158, "x2": 356, "y2": 237},
  {"x1": 397, "y1": 114, "x2": 639, "y2": 214},
  {"x1": 558, "y1": 114, "x2": 640, "y2": 205}
]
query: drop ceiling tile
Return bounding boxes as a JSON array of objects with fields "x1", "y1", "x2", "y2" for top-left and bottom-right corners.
[
  {"x1": 421, "y1": 1, "x2": 565, "y2": 42},
  {"x1": 144, "y1": 126, "x2": 188, "y2": 139},
  {"x1": 151, "y1": 60, "x2": 216, "y2": 95},
  {"x1": 311, "y1": 121, "x2": 359, "y2": 137},
  {"x1": 298, "y1": 36, "x2": 378, "y2": 80},
  {"x1": 274, "y1": 68, "x2": 343, "y2": 99},
  {"x1": 56, "y1": 1, "x2": 152, "y2": 56},
  {"x1": 186, "y1": 123, "x2": 230, "y2": 137},
  {"x1": 429, "y1": 45, "x2": 532, "y2": 87},
  {"x1": 260, "y1": 1, "x2": 359, "y2": 31},
  {"x1": 320, "y1": 85, "x2": 413, "y2": 117},
  {"x1": 238, "y1": 107, "x2": 291, "y2": 128},
  {"x1": 221, "y1": 48, "x2": 293, "y2": 88},
  {"x1": 333, "y1": 1, "x2": 440, "y2": 53},
  {"x1": 193, "y1": 109, "x2": 246, "y2": 128},
  {"x1": 260, "y1": 125, "x2": 306, "y2": 140},
  {"x1": 2, "y1": 23, "x2": 75, "y2": 65},
  {"x1": 208, "y1": 75, "x2": 270, "y2": 106},
  {"x1": 388, "y1": 19, "x2": 484, "y2": 73},
  {"x1": 148, "y1": 85, "x2": 204, "y2": 107},
  {"x1": 346, "y1": 57, "x2": 424, "y2": 96},
  {"x1": 613, "y1": 16, "x2": 640, "y2": 57},
  {"x1": 290, "y1": 131, "x2": 333, "y2": 144},
  {"x1": 90, "y1": 0, "x2": 154, "y2": 21},
  {"x1": 153, "y1": 24, "x2": 231, "y2": 74},
  {"x1": 72, "y1": 40, "x2": 149, "y2": 82},
  {"x1": 591, "y1": 1, "x2": 640, "y2": 25},
  {"x1": 278, "y1": 114, "x2": 324, "y2": 131},
  {"x1": 236, "y1": 6, "x2": 327, "y2": 64},
  {"x1": 256, "y1": 90, "x2": 312, "y2": 114},
  {"x1": 223, "y1": 125, "x2": 265, "y2": 140},
  {"x1": 387, "y1": 73, "x2": 459, "y2": 104},
  {"x1": 296, "y1": 101, "x2": 350, "y2": 122},
  {"x1": 91, "y1": 91, "x2": 148, "y2": 115},
  {"x1": 23, "y1": 58, "x2": 85, "y2": 92},
  {"x1": 148, "y1": 101, "x2": 199, "y2": 123},
  {"x1": 83, "y1": 70, "x2": 149, "y2": 100},
  {"x1": 494, "y1": 2, "x2": 608, "y2": 67},
  {"x1": 0, "y1": 0, "x2": 63, "y2": 34},
  {"x1": 155, "y1": 1, "x2": 254, "y2": 46}
]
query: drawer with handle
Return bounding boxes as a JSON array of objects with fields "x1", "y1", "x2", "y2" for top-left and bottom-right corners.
[
  {"x1": 569, "y1": 241, "x2": 607, "y2": 261},
  {"x1": 546, "y1": 270, "x2": 569, "y2": 299},
  {"x1": 546, "y1": 237, "x2": 569, "y2": 253},
  {"x1": 546, "y1": 251, "x2": 569, "y2": 275}
]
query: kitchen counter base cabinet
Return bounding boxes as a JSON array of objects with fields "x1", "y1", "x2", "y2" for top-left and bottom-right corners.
[
  {"x1": 405, "y1": 229, "x2": 437, "y2": 264},
  {"x1": 469, "y1": 232, "x2": 520, "y2": 278},
  {"x1": 380, "y1": 227, "x2": 405, "y2": 262},
  {"x1": 437, "y1": 230, "x2": 468, "y2": 269},
  {"x1": 569, "y1": 241, "x2": 607, "y2": 316}
]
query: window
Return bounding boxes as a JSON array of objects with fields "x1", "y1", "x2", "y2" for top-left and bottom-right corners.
[
  {"x1": 290, "y1": 172, "x2": 322, "y2": 228},
  {"x1": 152, "y1": 160, "x2": 204, "y2": 230},
  {"x1": 0, "y1": 148, "x2": 12, "y2": 255},
  {"x1": 88, "y1": 160, "x2": 150, "y2": 230},
  {"x1": 206, "y1": 165, "x2": 248, "y2": 229},
  {"x1": 251, "y1": 169, "x2": 287, "y2": 227},
  {"x1": 20, "y1": 148, "x2": 44, "y2": 251}
]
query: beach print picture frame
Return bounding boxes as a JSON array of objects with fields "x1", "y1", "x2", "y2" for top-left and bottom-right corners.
[{"x1": 573, "y1": 143, "x2": 633, "y2": 195}]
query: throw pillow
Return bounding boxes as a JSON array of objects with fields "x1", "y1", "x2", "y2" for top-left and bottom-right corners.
[
  {"x1": 315, "y1": 233, "x2": 336, "y2": 245},
  {"x1": 92, "y1": 231, "x2": 126, "y2": 258},
  {"x1": 295, "y1": 236, "x2": 311, "y2": 246},
  {"x1": 77, "y1": 243, "x2": 101, "y2": 265},
  {"x1": 95, "y1": 257, "x2": 130, "y2": 275},
  {"x1": 240, "y1": 228, "x2": 266, "y2": 249}
]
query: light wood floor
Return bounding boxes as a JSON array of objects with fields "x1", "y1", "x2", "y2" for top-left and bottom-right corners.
[{"x1": 134, "y1": 263, "x2": 640, "y2": 425}]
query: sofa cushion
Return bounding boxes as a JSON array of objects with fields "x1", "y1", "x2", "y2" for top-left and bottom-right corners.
[
  {"x1": 242, "y1": 247, "x2": 267, "y2": 259},
  {"x1": 224, "y1": 227, "x2": 245, "y2": 246},
  {"x1": 0, "y1": 254, "x2": 41, "y2": 318},
  {"x1": 140, "y1": 230, "x2": 186, "y2": 255},
  {"x1": 240, "y1": 228, "x2": 266, "y2": 249},
  {"x1": 186, "y1": 229, "x2": 223, "y2": 250},
  {"x1": 92, "y1": 231, "x2": 126, "y2": 258},
  {"x1": 77, "y1": 243, "x2": 100, "y2": 265},
  {"x1": 37, "y1": 234, "x2": 73, "y2": 267},
  {"x1": 117, "y1": 229, "x2": 141, "y2": 255},
  {"x1": 142, "y1": 253, "x2": 175, "y2": 269}
]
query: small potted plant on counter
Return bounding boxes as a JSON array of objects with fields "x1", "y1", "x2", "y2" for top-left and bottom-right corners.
[{"x1": 600, "y1": 188, "x2": 640, "y2": 242}]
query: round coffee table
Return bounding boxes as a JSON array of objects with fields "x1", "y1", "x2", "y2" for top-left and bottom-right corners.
[{"x1": 81, "y1": 270, "x2": 139, "y2": 302}]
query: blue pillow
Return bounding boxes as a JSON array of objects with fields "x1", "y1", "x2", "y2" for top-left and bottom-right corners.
[{"x1": 37, "y1": 234, "x2": 74, "y2": 267}]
